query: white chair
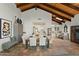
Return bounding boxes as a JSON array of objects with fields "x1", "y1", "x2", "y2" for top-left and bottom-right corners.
[
  {"x1": 63, "y1": 32, "x2": 69, "y2": 40},
  {"x1": 29, "y1": 36, "x2": 36, "y2": 47},
  {"x1": 22, "y1": 34, "x2": 28, "y2": 45},
  {"x1": 39, "y1": 36, "x2": 47, "y2": 46}
]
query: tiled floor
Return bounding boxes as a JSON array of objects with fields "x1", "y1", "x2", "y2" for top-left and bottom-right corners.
[{"x1": 0, "y1": 38, "x2": 79, "y2": 56}]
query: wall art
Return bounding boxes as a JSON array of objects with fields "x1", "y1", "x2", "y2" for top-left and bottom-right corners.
[{"x1": 0, "y1": 18, "x2": 12, "y2": 38}]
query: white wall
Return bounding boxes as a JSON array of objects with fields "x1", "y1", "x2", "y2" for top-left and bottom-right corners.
[
  {"x1": 71, "y1": 14, "x2": 79, "y2": 26},
  {"x1": 0, "y1": 3, "x2": 21, "y2": 37},
  {"x1": 61, "y1": 14, "x2": 79, "y2": 39},
  {"x1": 0, "y1": 3, "x2": 21, "y2": 51},
  {"x1": 21, "y1": 8, "x2": 59, "y2": 35}
]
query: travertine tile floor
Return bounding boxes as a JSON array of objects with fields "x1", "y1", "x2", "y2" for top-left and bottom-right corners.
[{"x1": 0, "y1": 38, "x2": 79, "y2": 56}]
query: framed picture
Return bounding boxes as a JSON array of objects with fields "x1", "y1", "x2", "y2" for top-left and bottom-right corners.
[{"x1": 0, "y1": 18, "x2": 12, "y2": 38}]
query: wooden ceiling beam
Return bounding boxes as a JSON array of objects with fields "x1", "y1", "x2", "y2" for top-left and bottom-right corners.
[
  {"x1": 18, "y1": 4, "x2": 35, "y2": 12},
  {"x1": 52, "y1": 18, "x2": 62, "y2": 24},
  {"x1": 39, "y1": 4, "x2": 71, "y2": 20},
  {"x1": 48, "y1": 3, "x2": 79, "y2": 16},
  {"x1": 52, "y1": 16, "x2": 65, "y2": 23},
  {"x1": 71, "y1": 3, "x2": 79, "y2": 7},
  {"x1": 43, "y1": 3, "x2": 74, "y2": 17},
  {"x1": 38, "y1": 4, "x2": 71, "y2": 21},
  {"x1": 21, "y1": 6, "x2": 35, "y2": 12},
  {"x1": 16, "y1": 3, "x2": 30, "y2": 8},
  {"x1": 62, "y1": 3, "x2": 79, "y2": 11},
  {"x1": 52, "y1": 16, "x2": 62, "y2": 24},
  {"x1": 61, "y1": 20, "x2": 65, "y2": 23}
]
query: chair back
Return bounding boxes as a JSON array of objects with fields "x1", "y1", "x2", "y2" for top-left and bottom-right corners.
[
  {"x1": 39, "y1": 36, "x2": 47, "y2": 46},
  {"x1": 29, "y1": 36, "x2": 36, "y2": 46}
]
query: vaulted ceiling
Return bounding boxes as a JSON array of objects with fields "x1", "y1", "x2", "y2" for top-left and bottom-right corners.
[{"x1": 16, "y1": 3, "x2": 79, "y2": 24}]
